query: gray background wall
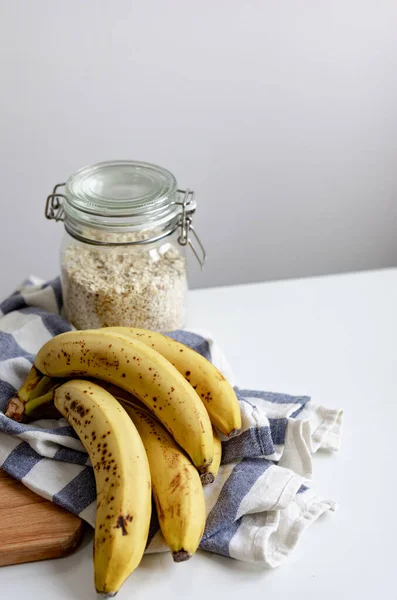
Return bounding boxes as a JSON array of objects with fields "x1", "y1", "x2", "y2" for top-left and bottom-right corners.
[{"x1": 1, "y1": 0, "x2": 397, "y2": 298}]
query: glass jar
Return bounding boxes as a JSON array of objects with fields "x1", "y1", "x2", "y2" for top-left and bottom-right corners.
[{"x1": 45, "y1": 160, "x2": 205, "y2": 332}]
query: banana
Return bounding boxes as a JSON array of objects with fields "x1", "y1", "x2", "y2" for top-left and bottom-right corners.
[
  {"x1": 200, "y1": 427, "x2": 222, "y2": 485},
  {"x1": 5, "y1": 365, "x2": 55, "y2": 422},
  {"x1": 89, "y1": 380, "x2": 222, "y2": 485},
  {"x1": 34, "y1": 330, "x2": 214, "y2": 470},
  {"x1": 120, "y1": 398, "x2": 206, "y2": 562},
  {"x1": 54, "y1": 379, "x2": 151, "y2": 596},
  {"x1": 100, "y1": 327, "x2": 242, "y2": 437}
]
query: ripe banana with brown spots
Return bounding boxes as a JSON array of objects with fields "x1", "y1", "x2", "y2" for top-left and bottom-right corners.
[
  {"x1": 54, "y1": 379, "x2": 151, "y2": 596},
  {"x1": 34, "y1": 330, "x2": 214, "y2": 470},
  {"x1": 120, "y1": 398, "x2": 206, "y2": 562},
  {"x1": 99, "y1": 327, "x2": 242, "y2": 437}
]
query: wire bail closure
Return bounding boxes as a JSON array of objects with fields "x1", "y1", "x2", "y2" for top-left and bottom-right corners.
[
  {"x1": 174, "y1": 189, "x2": 206, "y2": 269},
  {"x1": 45, "y1": 183, "x2": 206, "y2": 268},
  {"x1": 45, "y1": 183, "x2": 66, "y2": 222}
]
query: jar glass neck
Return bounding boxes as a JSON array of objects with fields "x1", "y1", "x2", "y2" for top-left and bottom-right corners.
[{"x1": 63, "y1": 213, "x2": 182, "y2": 247}]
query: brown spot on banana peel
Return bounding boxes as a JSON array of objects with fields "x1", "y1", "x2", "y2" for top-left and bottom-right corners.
[
  {"x1": 115, "y1": 515, "x2": 128, "y2": 536},
  {"x1": 24, "y1": 375, "x2": 42, "y2": 393},
  {"x1": 169, "y1": 472, "x2": 182, "y2": 493}
]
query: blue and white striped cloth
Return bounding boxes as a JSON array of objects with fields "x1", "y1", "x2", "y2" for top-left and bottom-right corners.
[{"x1": 0, "y1": 277, "x2": 343, "y2": 566}]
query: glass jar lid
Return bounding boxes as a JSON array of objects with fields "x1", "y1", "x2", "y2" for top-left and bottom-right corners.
[
  {"x1": 62, "y1": 160, "x2": 186, "y2": 231},
  {"x1": 65, "y1": 160, "x2": 178, "y2": 218},
  {"x1": 44, "y1": 160, "x2": 206, "y2": 266}
]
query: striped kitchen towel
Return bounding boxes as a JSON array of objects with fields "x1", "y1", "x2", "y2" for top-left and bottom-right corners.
[{"x1": 0, "y1": 277, "x2": 343, "y2": 566}]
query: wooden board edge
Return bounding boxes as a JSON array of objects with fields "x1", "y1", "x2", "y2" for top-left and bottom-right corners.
[{"x1": 0, "y1": 519, "x2": 85, "y2": 567}]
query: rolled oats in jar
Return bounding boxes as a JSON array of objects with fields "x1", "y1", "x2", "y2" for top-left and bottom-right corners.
[{"x1": 45, "y1": 161, "x2": 206, "y2": 332}]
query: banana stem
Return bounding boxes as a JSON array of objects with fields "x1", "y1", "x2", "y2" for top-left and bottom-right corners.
[
  {"x1": 24, "y1": 386, "x2": 59, "y2": 418},
  {"x1": 5, "y1": 366, "x2": 54, "y2": 421},
  {"x1": 17, "y1": 366, "x2": 43, "y2": 402},
  {"x1": 27, "y1": 375, "x2": 55, "y2": 401}
]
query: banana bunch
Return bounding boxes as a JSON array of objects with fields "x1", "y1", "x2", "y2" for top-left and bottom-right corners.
[{"x1": 5, "y1": 327, "x2": 241, "y2": 597}]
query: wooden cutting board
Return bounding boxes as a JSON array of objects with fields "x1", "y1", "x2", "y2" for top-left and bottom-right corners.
[{"x1": 0, "y1": 469, "x2": 84, "y2": 567}]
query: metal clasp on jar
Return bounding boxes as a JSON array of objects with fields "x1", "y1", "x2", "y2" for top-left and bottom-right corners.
[
  {"x1": 173, "y1": 189, "x2": 206, "y2": 268},
  {"x1": 45, "y1": 183, "x2": 67, "y2": 222},
  {"x1": 45, "y1": 184, "x2": 207, "y2": 268}
]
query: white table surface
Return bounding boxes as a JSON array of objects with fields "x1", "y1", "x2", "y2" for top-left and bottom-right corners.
[{"x1": 3, "y1": 268, "x2": 397, "y2": 599}]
